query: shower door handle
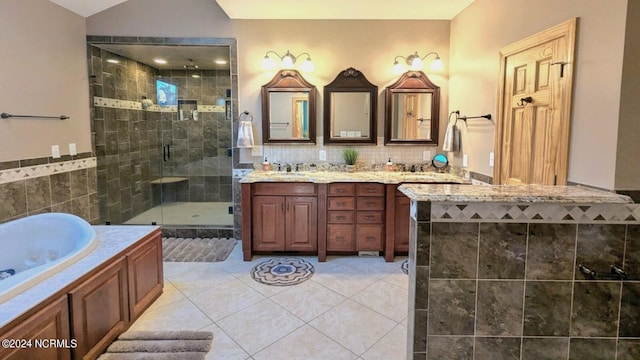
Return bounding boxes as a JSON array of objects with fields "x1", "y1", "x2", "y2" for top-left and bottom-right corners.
[{"x1": 163, "y1": 145, "x2": 171, "y2": 161}]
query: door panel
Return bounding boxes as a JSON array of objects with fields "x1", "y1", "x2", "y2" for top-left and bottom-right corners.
[
  {"x1": 495, "y1": 19, "x2": 576, "y2": 186},
  {"x1": 285, "y1": 197, "x2": 317, "y2": 252},
  {"x1": 252, "y1": 196, "x2": 285, "y2": 251}
]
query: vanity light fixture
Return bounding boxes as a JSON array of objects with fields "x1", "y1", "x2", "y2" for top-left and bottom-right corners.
[
  {"x1": 261, "y1": 50, "x2": 314, "y2": 72},
  {"x1": 393, "y1": 51, "x2": 442, "y2": 74},
  {"x1": 153, "y1": 58, "x2": 167, "y2": 65}
]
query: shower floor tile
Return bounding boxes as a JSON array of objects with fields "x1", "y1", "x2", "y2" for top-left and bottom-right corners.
[{"x1": 124, "y1": 202, "x2": 233, "y2": 226}]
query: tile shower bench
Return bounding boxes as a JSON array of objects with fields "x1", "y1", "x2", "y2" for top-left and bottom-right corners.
[{"x1": 398, "y1": 184, "x2": 640, "y2": 360}]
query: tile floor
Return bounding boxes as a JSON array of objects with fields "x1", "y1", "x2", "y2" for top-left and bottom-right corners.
[{"x1": 126, "y1": 243, "x2": 409, "y2": 359}]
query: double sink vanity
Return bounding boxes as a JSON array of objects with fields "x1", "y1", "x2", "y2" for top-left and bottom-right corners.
[{"x1": 240, "y1": 169, "x2": 469, "y2": 262}]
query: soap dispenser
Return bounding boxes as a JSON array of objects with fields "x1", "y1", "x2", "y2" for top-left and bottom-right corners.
[
  {"x1": 262, "y1": 158, "x2": 270, "y2": 171},
  {"x1": 386, "y1": 158, "x2": 394, "y2": 172}
]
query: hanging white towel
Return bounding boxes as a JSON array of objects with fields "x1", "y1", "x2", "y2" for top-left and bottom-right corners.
[
  {"x1": 442, "y1": 123, "x2": 461, "y2": 153},
  {"x1": 237, "y1": 120, "x2": 255, "y2": 148}
]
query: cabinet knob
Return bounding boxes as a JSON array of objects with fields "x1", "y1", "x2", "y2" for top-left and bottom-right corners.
[
  {"x1": 366, "y1": 236, "x2": 375, "y2": 241},
  {"x1": 365, "y1": 216, "x2": 375, "y2": 220},
  {"x1": 366, "y1": 189, "x2": 376, "y2": 193},
  {"x1": 336, "y1": 237, "x2": 344, "y2": 241},
  {"x1": 337, "y1": 216, "x2": 346, "y2": 220}
]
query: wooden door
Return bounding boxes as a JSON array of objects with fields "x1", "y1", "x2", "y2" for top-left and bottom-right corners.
[
  {"x1": 252, "y1": 196, "x2": 286, "y2": 251},
  {"x1": 285, "y1": 196, "x2": 317, "y2": 251},
  {"x1": 495, "y1": 19, "x2": 576, "y2": 185},
  {"x1": 402, "y1": 94, "x2": 418, "y2": 139}
]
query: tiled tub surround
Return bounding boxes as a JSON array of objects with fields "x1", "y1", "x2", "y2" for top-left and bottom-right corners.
[
  {"x1": 0, "y1": 155, "x2": 98, "y2": 223},
  {"x1": 88, "y1": 46, "x2": 233, "y2": 225},
  {"x1": 398, "y1": 184, "x2": 640, "y2": 360}
]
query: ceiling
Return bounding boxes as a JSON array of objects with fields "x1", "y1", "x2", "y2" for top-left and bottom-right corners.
[
  {"x1": 74, "y1": 0, "x2": 475, "y2": 70},
  {"x1": 91, "y1": 44, "x2": 231, "y2": 70},
  {"x1": 51, "y1": 0, "x2": 475, "y2": 20}
]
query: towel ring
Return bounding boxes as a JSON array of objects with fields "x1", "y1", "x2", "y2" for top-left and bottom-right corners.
[{"x1": 240, "y1": 110, "x2": 253, "y2": 122}]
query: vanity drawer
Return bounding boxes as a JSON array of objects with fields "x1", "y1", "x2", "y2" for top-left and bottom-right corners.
[
  {"x1": 328, "y1": 183, "x2": 355, "y2": 196},
  {"x1": 356, "y1": 211, "x2": 384, "y2": 224},
  {"x1": 356, "y1": 197, "x2": 385, "y2": 211},
  {"x1": 327, "y1": 225, "x2": 356, "y2": 251},
  {"x1": 253, "y1": 183, "x2": 316, "y2": 196},
  {"x1": 357, "y1": 225, "x2": 384, "y2": 251},
  {"x1": 328, "y1": 197, "x2": 356, "y2": 210},
  {"x1": 356, "y1": 183, "x2": 384, "y2": 196},
  {"x1": 328, "y1": 211, "x2": 355, "y2": 224}
]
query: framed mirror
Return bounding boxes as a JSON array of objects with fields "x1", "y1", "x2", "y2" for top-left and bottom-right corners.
[
  {"x1": 262, "y1": 69, "x2": 316, "y2": 144},
  {"x1": 384, "y1": 71, "x2": 440, "y2": 145},
  {"x1": 323, "y1": 67, "x2": 377, "y2": 144}
]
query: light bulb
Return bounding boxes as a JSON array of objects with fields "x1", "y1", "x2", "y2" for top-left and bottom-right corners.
[
  {"x1": 262, "y1": 55, "x2": 276, "y2": 70},
  {"x1": 300, "y1": 58, "x2": 314, "y2": 72},
  {"x1": 281, "y1": 54, "x2": 295, "y2": 68},
  {"x1": 431, "y1": 57, "x2": 443, "y2": 71},
  {"x1": 393, "y1": 61, "x2": 405, "y2": 75},
  {"x1": 410, "y1": 57, "x2": 423, "y2": 71}
]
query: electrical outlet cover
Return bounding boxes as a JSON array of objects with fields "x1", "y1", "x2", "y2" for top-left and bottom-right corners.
[
  {"x1": 51, "y1": 145, "x2": 60, "y2": 159},
  {"x1": 489, "y1": 152, "x2": 495, "y2": 167},
  {"x1": 462, "y1": 154, "x2": 469, "y2": 167},
  {"x1": 319, "y1": 150, "x2": 327, "y2": 161},
  {"x1": 422, "y1": 150, "x2": 432, "y2": 161},
  {"x1": 69, "y1": 143, "x2": 77, "y2": 156}
]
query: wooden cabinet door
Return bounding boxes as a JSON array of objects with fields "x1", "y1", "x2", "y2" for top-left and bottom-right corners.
[
  {"x1": 252, "y1": 196, "x2": 286, "y2": 251},
  {"x1": 285, "y1": 196, "x2": 318, "y2": 252},
  {"x1": 127, "y1": 231, "x2": 163, "y2": 321},
  {"x1": 70, "y1": 257, "x2": 129, "y2": 360},
  {"x1": 0, "y1": 295, "x2": 71, "y2": 360},
  {"x1": 394, "y1": 196, "x2": 411, "y2": 253}
]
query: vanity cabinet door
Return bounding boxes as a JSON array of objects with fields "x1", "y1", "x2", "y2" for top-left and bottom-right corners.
[
  {"x1": 394, "y1": 195, "x2": 411, "y2": 253},
  {"x1": 253, "y1": 195, "x2": 317, "y2": 252},
  {"x1": 252, "y1": 196, "x2": 286, "y2": 251},
  {"x1": 285, "y1": 196, "x2": 318, "y2": 252}
]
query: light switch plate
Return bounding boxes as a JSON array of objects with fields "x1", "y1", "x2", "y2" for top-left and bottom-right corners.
[
  {"x1": 69, "y1": 143, "x2": 77, "y2": 156},
  {"x1": 422, "y1": 150, "x2": 432, "y2": 161},
  {"x1": 462, "y1": 154, "x2": 469, "y2": 167},
  {"x1": 51, "y1": 145, "x2": 60, "y2": 159},
  {"x1": 319, "y1": 150, "x2": 327, "y2": 161},
  {"x1": 489, "y1": 152, "x2": 495, "y2": 167}
]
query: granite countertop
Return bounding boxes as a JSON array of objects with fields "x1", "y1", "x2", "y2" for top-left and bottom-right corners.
[
  {"x1": 398, "y1": 184, "x2": 633, "y2": 203},
  {"x1": 240, "y1": 170, "x2": 470, "y2": 184},
  {"x1": 0, "y1": 225, "x2": 159, "y2": 329}
]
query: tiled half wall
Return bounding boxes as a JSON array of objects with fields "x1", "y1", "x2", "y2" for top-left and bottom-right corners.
[
  {"x1": 0, "y1": 154, "x2": 98, "y2": 224},
  {"x1": 408, "y1": 200, "x2": 640, "y2": 359}
]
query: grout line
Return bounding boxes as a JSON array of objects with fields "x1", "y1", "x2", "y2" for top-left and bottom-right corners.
[
  {"x1": 472, "y1": 222, "x2": 481, "y2": 359},
  {"x1": 567, "y1": 223, "x2": 579, "y2": 360},
  {"x1": 520, "y1": 224, "x2": 530, "y2": 360}
]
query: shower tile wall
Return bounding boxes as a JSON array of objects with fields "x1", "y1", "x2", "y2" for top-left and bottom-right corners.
[
  {"x1": 156, "y1": 69, "x2": 232, "y2": 205},
  {"x1": 0, "y1": 154, "x2": 98, "y2": 224},
  {"x1": 88, "y1": 46, "x2": 232, "y2": 224},
  {"x1": 407, "y1": 201, "x2": 640, "y2": 359}
]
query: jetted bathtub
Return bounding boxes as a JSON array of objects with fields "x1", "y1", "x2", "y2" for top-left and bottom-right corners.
[{"x1": 0, "y1": 213, "x2": 97, "y2": 303}]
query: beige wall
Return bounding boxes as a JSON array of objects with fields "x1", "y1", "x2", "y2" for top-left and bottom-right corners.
[
  {"x1": 87, "y1": 0, "x2": 451, "y2": 163},
  {"x1": 616, "y1": 0, "x2": 640, "y2": 190},
  {"x1": 450, "y1": 0, "x2": 628, "y2": 189},
  {"x1": 0, "y1": 0, "x2": 91, "y2": 161}
]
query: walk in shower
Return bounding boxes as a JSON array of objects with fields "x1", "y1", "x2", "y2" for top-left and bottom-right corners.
[{"x1": 87, "y1": 37, "x2": 238, "y2": 237}]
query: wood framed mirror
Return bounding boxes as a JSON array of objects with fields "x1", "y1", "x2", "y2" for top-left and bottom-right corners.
[
  {"x1": 262, "y1": 69, "x2": 316, "y2": 144},
  {"x1": 384, "y1": 71, "x2": 440, "y2": 145},
  {"x1": 323, "y1": 67, "x2": 377, "y2": 145}
]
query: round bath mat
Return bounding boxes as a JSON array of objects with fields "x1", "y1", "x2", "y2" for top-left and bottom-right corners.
[
  {"x1": 401, "y1": 259, "x2": 409, "y2": 275},
  {"x1": 251, "y1": 257, "x2": 314, "y2": 286}
]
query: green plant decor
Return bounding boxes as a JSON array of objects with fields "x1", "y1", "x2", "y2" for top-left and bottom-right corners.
[{"x1": 343, "y1": 148, "x2": 359, "y2": 165}]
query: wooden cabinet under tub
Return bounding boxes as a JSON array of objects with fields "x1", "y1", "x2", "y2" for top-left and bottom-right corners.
[{"x1": 0, "y1": 229, "x2": 163, "y2": 360}]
